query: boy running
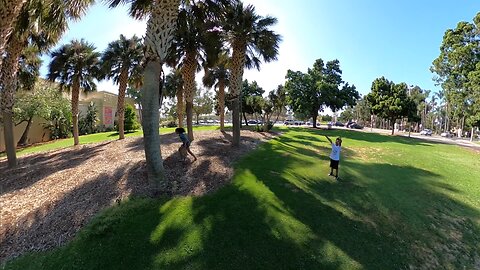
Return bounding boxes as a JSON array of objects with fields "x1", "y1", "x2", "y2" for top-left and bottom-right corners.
[{"x1": 325, "y1": 135, "x2": 342, "y2": 180}]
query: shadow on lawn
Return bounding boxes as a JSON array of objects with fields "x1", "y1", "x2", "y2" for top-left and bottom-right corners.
[
  {"x1": 289, "y1": 126, "x2": 443, "y2": 147},
  {"x1": 4, "y1": 131, "x2": 479, "y2": 270},
  {"x1": 142, "y1": 133, "x2": 480, "y2": 269}
]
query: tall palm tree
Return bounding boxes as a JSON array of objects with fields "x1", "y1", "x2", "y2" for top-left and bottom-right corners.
[
  {"x1": 169, "y1": 2, "x2": 221, "y2": 141},
  {"x1": 0, "y1": 0, "x2": 94, "y2": 167},
  {"x1": 221, "y1": 2, "x2": 281, "y2": 146},
  {"x1": 100, "y1": 34, "x2": 143, "y2": 139},
  {"x1": 203, "y1": 51, "x2": 230, "y2": 131},
  {"x1": 105, "y1": 0, "x2": 182, "y2": 185},
  {"x1": 0, "y1": 0, "x2": 28, "y2": 68},
  {"x1": 164, "y1": 68, "x2": 185, "y2": 127},
  {"x1": 47, "y1": 39, "x2": 100, "y2": 146}
]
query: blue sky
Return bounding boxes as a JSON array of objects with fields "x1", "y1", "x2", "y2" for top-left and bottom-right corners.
[{"x1": 40, "y1": 0, "x2": 480, "y2": 98}]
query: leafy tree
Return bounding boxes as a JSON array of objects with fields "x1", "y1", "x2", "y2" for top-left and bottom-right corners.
[
  {"x1": 1, "y1": 0, "x2": 94, "y2": 167},
  {"x1": 124, "y1": 104, "x2": 140, "y2": 131},
  {"x1": 164, "y1": 68, "x2": 184, "y2": 127},
  {"x1": 193, "y1": 88, "x2": 214, "y2": 124},
  {"x1": 47, "y1": 39, "x2": 101, "y2": 146},
  {"x1": 79, "y1": 102, "x2": 98, "y2": 135},
  {"x1": 284, "y1": 70, "x2": 318, "y2": 126},
  {"x1": 221, "y1": 2, "x2": 281, "y2": 146},
  {"x1": 241, "y1": 80, "x2": 264, "y2": 125},
  {"x1": 366, "y1": 77, "x2": 411, "y2": 135},
  {"x1": 431, "y1": 12, "x2": 480, "y2": 132},
  {"x1": 268, "y1": 84, "x2": 287, "y2": 123},
  {"x1": 203, "y1": 51, "x2": 230, "y2": 131},
  {"x1": 13, "y1": 80, "x2": 54, "y2": 145},
  {"x1": 100, "y1": 34, "x2": 143, "y2": 139}
]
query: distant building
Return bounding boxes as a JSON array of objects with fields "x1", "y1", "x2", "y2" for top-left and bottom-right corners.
[{"x1": 0, "y1": 89, "x2": 137, "y2": 152}]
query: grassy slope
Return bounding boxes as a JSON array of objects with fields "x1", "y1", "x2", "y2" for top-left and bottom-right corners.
[
  {"x1": 4, "y1": 128, "x2": 480, "y2": 270},
  {"x1": 2, "y1": 126, "x2": 219, "y2": 158}
]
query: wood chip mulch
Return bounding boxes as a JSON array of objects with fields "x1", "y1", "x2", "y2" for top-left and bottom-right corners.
[{"x1": 0, "y1": 129, "x2": 276, "y2": 264}]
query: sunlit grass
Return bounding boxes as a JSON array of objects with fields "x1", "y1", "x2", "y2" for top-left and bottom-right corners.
[{"x1": 4, "y1": 128, "x2": 480, "y2": 269}]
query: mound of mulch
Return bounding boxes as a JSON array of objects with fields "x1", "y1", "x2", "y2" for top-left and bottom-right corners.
[{"x1": 0, "y1": 129, "x2": 276, "y2": 264}]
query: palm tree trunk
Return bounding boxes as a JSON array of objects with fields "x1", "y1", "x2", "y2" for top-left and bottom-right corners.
[
  {"x1": 230, "y1": 41, "x2": 247, "y2": 146},
  {"x1": 0, "y1": 34, "x2": 24, "y2": 167},
  {"x1": 140, "y1": 0, "x2": 179, "y2": 188},
  {"x1": 219, "y1": 80, "x2": 225, "y2": 131},
  {"x1": 176, "y1": 85, "x2": 184, "y2": 128},
  {"x1": 72, "y1": 78, "x2": 80, "y2": 146},
  {"x1": 117, "y1": 68, "x2": 128, "y2": 140},
  {"x1": 0, "y1": 0, "x2": 27, "y2": 68},
  {"x1": 181, "y1": 51, "x2": 196, "y2": 142},
  {"x1": 243, "y1": 112, "x2": 248, "y2": 126},
  {"x1": 17, "y1": 116, "x2": 33, "y2": 146},
  {"x1": 142, "y1": 60, "x2": 165, "y2": 185}
]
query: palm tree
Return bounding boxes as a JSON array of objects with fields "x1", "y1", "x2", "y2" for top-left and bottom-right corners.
[
  {"x1": 169, "y1": 2, "x2": 221, "y2": 141},
  {"x1": 105, "y1": 0, "x2": 182, "y2": 185},
  {"x1": 100, "y1": 34, "x2": 143, "y2": 139},
  {"x1": 0, "y1": 0, "x2": 28, "y2": 68},
  {"x1": 164, "y1": 68, "x2": 185, "y2": 127},
  {"x1": 47, "y1": 39, "x2": 100, "y2": 146},
  {"x1": 0, "y1": 0, "x2": 94, "y2": 167},
  {"x1": 221, "y1": 2, "x2": 281, "y2": 146},
  {"x1": 203, "y1": 51, "x2": 230, "y2": 131}
]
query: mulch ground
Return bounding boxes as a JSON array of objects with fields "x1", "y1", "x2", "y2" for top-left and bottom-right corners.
[{"x1": 0, "y1": 129, "x2": 276, "y2": 264}]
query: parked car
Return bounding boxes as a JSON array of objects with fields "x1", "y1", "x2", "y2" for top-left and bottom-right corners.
[
  {"x1": 420, "y1": 129, "x2": 432, "y2": 136},
  {"x1": 247, "y1": 120, "x2": 258, "y2": 125},
  {"x1": 334, "y1": 121, "x2": 344, "y2": 127},
  {"x1": 349, "y1": 123, "x2": 364, "y2": 129},
  {"x1": 346, "y1": 121, "x2": 355, "y2": 128},
  {"x1": 441, "y1": 132, "x2": 453, "y2": 138}
]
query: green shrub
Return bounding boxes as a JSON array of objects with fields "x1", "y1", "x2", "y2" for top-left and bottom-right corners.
[{"x1": 124, "y1": 104, "x2": 140, "y2": 132}]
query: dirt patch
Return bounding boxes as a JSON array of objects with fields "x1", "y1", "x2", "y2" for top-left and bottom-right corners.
[{"x1": 0, "y1": 129, "x2": 276, "y2": 263}]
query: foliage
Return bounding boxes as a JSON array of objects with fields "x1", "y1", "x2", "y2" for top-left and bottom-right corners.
[
  {"x1": 13, "y1": 81, "x2": 55, "y2": 126},
  {"x1": 431, "y1": 12, "x2": 480, "y2": 128},
  {"x1": 79, "y1": 102, "x2": 99, "y2": 135},
  {"x1": 366, "y1": 77, "x2": 412, "y2": 134},
  {"x1": 123, "y1": 104, "x2": 140, "y2": 132},
  {"x1": 193, "y1": 88, "x2": 214, "y2": 123},
  {"x1": 17, "y1": 46, "x2": 42, "y2": 92},
  {"x1": 99, "y1": 34, "x2": 143, "y2": 84},
  {"x1": 285, "y1": 58, "x2": 359, "y2": 127},
  {"x1": 44, "y1": 94, "x2": 72, "y2": 140},
  {"x1": 47, "y1": 39, "x2": 100, "y2": 93},
  {"x1": 240, "y1": 80, "x2": 264, "y2": 116}
]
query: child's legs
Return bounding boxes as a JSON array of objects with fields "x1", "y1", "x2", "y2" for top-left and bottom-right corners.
[{"x1": 186, "y1": 146, "x2": 197, "y2": 159}]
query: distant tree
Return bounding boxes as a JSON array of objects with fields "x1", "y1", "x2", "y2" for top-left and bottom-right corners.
[
  {"x1": 79, "y1": 102, "x2": 98, "y2": 135},
  {"x1": 164, "y1": 69, "x2": 184, "y2": 127},
  {"x1": 13, "y1": 81, "x2": 54, "y2": 145},
  {"x1": 124, "y1": 104, "x2": 140, "y2": 132},
  {"x1": 193, "y1": 88, "x2": 214, "y2": 124},
  {"x1": 366, "y1": 77, "x2": 410, "y2": 135},
  {"x1": 269, "y1": 84, "x2": 287, "y2": 123},
  {"x1": 99, "y1": 34, "x2": 143, "y2": 139},
  {"x1": 222, "y1": 2, "x2": 281, "y2": 146},
  {"x1": 431, "y1": 12, "x2": 480, "y2": 132},
  {"x1": 241, "y1": 80, "x2": 264, "y2": 125},
  {"x1": 285, "y1": 58, "x2": 358, "y2": 128},
  {"x1": 47, "y1": 39, "x2": 100, "y2": 145},
  {"x1": 285, "y1": 70, "x2": 318, "y2": 126}
]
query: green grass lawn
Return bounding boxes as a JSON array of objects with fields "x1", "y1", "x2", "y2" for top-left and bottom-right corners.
[
  {"x1": 4, "y1": 128, "x2": 480, "y2": 269},
  {"x1": 1, "y1": 125, "x2": 220, "y2": 158}
]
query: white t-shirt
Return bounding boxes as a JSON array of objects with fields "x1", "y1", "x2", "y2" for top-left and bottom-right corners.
[{"x1": 330, "y1": 143, "x2": 341, "y2": 161}]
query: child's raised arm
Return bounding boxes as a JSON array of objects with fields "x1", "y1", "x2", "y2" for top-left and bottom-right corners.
[{"x1": 325, "y1": 135, "x2": 332, "y2": 144}]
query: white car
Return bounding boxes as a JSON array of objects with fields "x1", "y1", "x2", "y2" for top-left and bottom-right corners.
[
  {"x1": 420, "y1": 129, "x2": 432, "y2": 136},
  {"x1": 441, "y1": 132, "x2": 452, "y2": 138}
]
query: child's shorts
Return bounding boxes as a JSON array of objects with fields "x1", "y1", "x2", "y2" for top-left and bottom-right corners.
[{"x1": 330, "y1": 159, "x2": 339, "y2": 169}]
